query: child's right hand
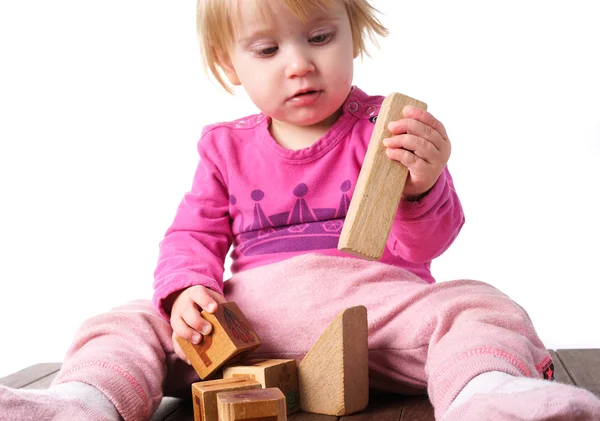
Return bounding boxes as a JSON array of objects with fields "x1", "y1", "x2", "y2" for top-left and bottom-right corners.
[{"x1": 170, "y1": 285, "x2": 227, "y2": 363}]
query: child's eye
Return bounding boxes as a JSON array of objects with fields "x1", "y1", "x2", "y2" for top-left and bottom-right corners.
[
  {"x1": 254, "y1": 46, "x2": 278, "y2": 58},
  {"x1": 309, "y1": 32, "x2": 333, "y2": 44}
]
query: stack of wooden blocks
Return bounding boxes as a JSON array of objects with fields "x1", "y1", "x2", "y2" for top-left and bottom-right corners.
[{"x1": 178, "y1": 302, "x2": 368, "y2": 421}]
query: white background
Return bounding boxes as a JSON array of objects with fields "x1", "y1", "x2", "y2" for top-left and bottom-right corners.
[{"x1": 1, "y1": 0, "x2": 599, "y2": 378}]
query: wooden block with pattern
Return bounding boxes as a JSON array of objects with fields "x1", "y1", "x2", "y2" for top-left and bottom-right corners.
[
  {"x1": 192, "y1": 377, "x2": 262, "y2": 421},
  {"x1": 176, "y1": 302, "x2": 261, "y2": 379},
  {"x1": 298, "y1": 305, "x2": 369, "y2": 416},
  {"x1": 338, "y1": 92, "x2": 428, "y2": 260},
  {"x1": 222, "y1": 359, "x2": 300, "y2": 414},
  {"x1": 217, "y1": 388, "x2": 287, "y2": 421}
]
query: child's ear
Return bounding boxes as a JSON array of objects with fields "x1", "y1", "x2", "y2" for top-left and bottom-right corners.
[{"x1": 215, "y1": 49, "x2": 241, "y2": 86}]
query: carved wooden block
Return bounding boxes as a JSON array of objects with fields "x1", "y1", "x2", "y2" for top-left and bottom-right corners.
[
  {"x1": 338, "y1": 92, "x2": 428, "y2": 260},
  {"x1": 192, "y1": 378, "x2": 262, "y2": 421},
  {"x1": 217, "y1": 388, "x2": 287, "y2": 421},
  {"x1": 223, "y1": 359, "x2": 299, "y2": 414},
  {"x1": 298, "y1": 306, "x2": 369, "y2": 415},
  {"x1": 176, "y1": 302, "x2": 261, "y2": 379}
]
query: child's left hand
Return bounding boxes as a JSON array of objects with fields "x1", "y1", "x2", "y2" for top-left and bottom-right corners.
[{"x1": 383, "y1": 105, "x2": 451, "y2": 200}]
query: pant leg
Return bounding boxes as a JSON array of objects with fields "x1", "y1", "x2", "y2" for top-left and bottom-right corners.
[
  {"x1": 52, "y1": 299, "x2": 197, "y2": 421},
  {"x1": 396, "y1": 279, "x2": 552, "y2": 419},
  {"x1": 223, "y1": 254, "x2": 552, "y2": 420}
]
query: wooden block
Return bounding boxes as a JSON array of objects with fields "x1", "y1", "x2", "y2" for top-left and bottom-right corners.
[
  {"x1": 176, "y1": 302, "x2": 262, "y2": 379},
  {"x1": 192, "y1": 377, "x2": 262, "y2": 421},
  {"x1": 217, "y1": 388, "x2": 287, "y2": 421},
  {"x1": 298, "y1": 306, "x2": 369, "y2": 416},
  {"x1": 223, "y1": 359, "x2": 300, "y2": 414},
  {"x1": 338, "y1": 92, "x2": 428, "y2": 260}
]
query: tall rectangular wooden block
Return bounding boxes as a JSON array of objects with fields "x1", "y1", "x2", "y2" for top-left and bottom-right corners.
[
  {"x1": 177, "y1": 302, "x2": 261, "y2": 379},
  {"x1": 223, "y1": 359, "x2": 299, "y2": 414},
  {"x1": 192, "y1": 377, "x2": 262, "y2": 421},
  {"x1": 338, "y1": 92, "x2": 428, "y2": 260}
]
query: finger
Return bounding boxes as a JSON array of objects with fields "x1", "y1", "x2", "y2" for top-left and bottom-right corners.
[
  {"x1": 172, "y1": 332, "x2": 191, "y2": 364},
  {"x1": 206, "y1": 290, "x2": 228, "y2": 306},
  {"x1": 387, "y1": 118, "x2": 446, "y2": 152},
  {"x1": 188, "y1": 285, "x2": 220, "y2": 313},
  {"x1": 402, "y1": 105, "x2": 450, "y2": 141},
  {"x1": 171, "y1": 313, "x2": 204, "y2": 344},
  {"x1": 383, "y1": 134, "x2": 437, "y2": 164},
  {"x1": 182, "y1": 306, "x2": 213, "y2": 336},
  {"x1": 385, "y1": 147, "x2": 428, "y2": 170}
]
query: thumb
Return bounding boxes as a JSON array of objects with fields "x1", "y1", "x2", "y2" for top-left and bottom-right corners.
[
  {"x1": 172, "y1": 332, "x2": 191, "y2": 364},
  {"x1": 207, "y1": 289, "x2": 228, "y2": 305}
]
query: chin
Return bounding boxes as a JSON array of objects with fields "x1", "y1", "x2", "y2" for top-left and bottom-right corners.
[
  {"x1": 297, "y1": 107, "x2": 342, "y2": 127},
  {"x1": 270, "y1": 113, "x2": 322, "y2": 127},
  {"x1": 297, "y1": 117, "x2": 331, "y2": 127},
  {"x1": 294, "y1": 116, "x2": 327, "y2": 126}
]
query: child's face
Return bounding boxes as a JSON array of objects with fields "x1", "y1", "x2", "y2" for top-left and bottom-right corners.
[{"x1": 221, "y1": 0, "x2": 356, "y2": 128}]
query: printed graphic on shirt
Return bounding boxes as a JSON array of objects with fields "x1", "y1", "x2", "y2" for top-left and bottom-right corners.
[{"x1": 231, "y1": 180, "x2": 352, "y2": 256}]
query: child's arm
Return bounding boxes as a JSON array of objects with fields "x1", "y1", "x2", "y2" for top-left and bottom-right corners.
[
  {"x1": 152, "y1": 133, "x2": 232, "y2": 320},
  {"x1": 383, "y1": 106, "x2": 464, "y2": 263},
  {"x1": 388, "y1": 166, "x2": 465, "y2": 263}
]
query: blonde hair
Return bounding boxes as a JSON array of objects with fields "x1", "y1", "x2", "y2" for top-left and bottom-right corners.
[{"x1": 197, "y1": 0, "x2": 389, "y2": 93}]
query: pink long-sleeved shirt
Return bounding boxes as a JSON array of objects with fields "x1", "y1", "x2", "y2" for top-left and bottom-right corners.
[{"x1": 153, "y1": 87, "x2": 465, "y2": 318}]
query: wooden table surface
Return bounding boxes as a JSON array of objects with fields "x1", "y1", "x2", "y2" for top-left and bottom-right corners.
[{"x1": 2, "y1": 349, "x2": 599, "y2": 421}]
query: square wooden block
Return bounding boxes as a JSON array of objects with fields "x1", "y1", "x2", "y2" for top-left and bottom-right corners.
[
  {"x1": 217, "y1": 388, "x2": 287, "y2": 421},
  {"x1": 192, "y1": 377, "x2": 262, "y2": 421},
  {"x1": 177, "y1": 302, "x2": 262, "y2": 379},
  {"x1": 223, "y1": 359, "x2": 299, "y2": 414}
]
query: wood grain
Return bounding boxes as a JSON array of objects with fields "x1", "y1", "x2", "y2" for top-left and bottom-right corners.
[
  {"x1": 223, "y1": 359, "x2": 300, "y2": 414},
  {"x1": 338, "y1": 92, "x2": 427, "y2": 260},
  {"x1": 192, "y1": 378, "x2": 261, "y2": 421},
  {"x1": 399, "y1": 395, "x2": 434, "y2": 421},
  {"x1": 340, "y1": 392, "x2": 404, "y2": 421},
  {"x1": 176, "y1": 302, "x2": 261, "y2": 379},
  {"x1": 217, "y1": 388, "x2": 287, "y2": 421},
  {"x1": 298, "y1": 306, "x2": 369, "y2": 416},
  {"x1": 0, "y1": 363, "x2": 61, "y2": 389},
  {"x1": 548, "y1": 349, "x2": 574, "y2": 385},
  {"x1": 556, "y1": 349, "x2": 600, "y2": 397}
]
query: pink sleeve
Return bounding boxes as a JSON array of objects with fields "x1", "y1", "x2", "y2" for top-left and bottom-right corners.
[
  {"x1": 388, "y1": 167, "x2": 465, "y2": 263},
  {"x1": 152, "y1": 130, "x2": 232, "y2": 319}
]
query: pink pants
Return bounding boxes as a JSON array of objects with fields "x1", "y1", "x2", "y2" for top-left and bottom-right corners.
[{"x1": 53, "y1": 254, "x2": 552, "y2": 421}]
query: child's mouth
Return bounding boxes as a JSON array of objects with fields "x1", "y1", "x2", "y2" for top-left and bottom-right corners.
[
  {"x1": 295, "y1": 90, "x2": 317, "y2": 97},
  {"x1": 289, "y1": 90, "x2": 322, "y2": 106}
]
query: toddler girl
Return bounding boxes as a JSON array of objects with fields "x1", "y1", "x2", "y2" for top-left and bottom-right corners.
[{"x1": 2, "y1": 1, "x2": 599, "y2": 420}]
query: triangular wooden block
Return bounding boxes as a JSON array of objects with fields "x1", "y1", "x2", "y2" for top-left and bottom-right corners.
[{"x1": 298, "y1": 305, "x2": 369, "y2": 415}]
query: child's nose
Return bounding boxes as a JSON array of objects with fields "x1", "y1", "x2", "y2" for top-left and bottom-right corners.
[{"x1": 285, "y1": 49, "x2": 315, "y2": 78}]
